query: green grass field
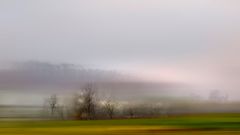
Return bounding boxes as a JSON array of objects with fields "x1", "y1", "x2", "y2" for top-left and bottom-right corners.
[{"x1": 1, "y1": 113, "x2": 240, "y2": 135}]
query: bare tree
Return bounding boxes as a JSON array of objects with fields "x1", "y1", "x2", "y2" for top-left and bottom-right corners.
[
  {"x1": 104, "y1": 99, "x2": 115, "y2": 119},
  {"x1": 48, "y1": 94, "x2": 58, "y2": 117},
  {"x1": 43, "y1": 94, "x2": 66, "y2": 119},
  {"x1": 78, "y1": 83, "x2": 97, "y2": 120}
]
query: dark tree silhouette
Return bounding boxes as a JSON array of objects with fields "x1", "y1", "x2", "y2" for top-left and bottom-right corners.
[
  {"x1": 74, "y1": 83, "x2": 97, "y2": 120},
  {"x1": 104, "y1": 100, "x2": 115, "y2": 119},
  {"x1": 48, "y1": 94, "x2": 58, "y2": 116}
]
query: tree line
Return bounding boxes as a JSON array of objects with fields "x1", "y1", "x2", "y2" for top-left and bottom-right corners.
[{"x1": 44, "y1": 83, "x2": 163, "y2": 120}]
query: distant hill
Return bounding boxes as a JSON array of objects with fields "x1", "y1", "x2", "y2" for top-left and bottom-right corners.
[
  {"x1": 0, "y1": 61, "x2": 187, "y2": 103},
  {"x1": 0, "y1": 61, "x2": 133, "y2": 91}
]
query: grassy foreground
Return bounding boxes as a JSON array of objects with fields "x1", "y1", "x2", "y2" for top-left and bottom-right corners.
[{"x1": 1, "y1": 113, "x2": 240, "y2": 135}]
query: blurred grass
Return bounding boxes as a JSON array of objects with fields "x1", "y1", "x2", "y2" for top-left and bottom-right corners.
[{"x1": 1, "y1": 113, "x2": 240, "y2": 134}]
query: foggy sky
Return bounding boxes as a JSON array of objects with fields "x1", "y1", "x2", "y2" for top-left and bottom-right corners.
[{"x1": 1, "y1": 0, "x2": 240, "y2": 100}]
